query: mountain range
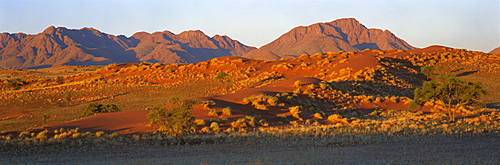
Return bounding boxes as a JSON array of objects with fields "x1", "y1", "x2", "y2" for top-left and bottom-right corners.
[
  {"x1": 0, "y1": 27, "x2": 255, "y2": 69},
  {"x1": 247, "y1": 18, "x2": 416, "y2": 59},
  {"x1": 1, "y1": 18, "x2": 417, "y2": 69}
]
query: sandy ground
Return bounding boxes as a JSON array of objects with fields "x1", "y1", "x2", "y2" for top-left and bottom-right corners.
[{"x1": 1, "y1": 134, "x2": 498, "y2": 164}]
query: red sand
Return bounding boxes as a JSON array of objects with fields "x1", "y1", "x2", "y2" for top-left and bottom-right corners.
[
  {"x1": 51, "y1": 110, "x2": 157, "y2": 134},
  {"x1": 47, "y1": 50, "x2": 424, "y2": 134}
]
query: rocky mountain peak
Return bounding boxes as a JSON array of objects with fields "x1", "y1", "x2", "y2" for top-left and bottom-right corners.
[{"x1": 254, "y1": 18, "x2": 416, "y2": 59}]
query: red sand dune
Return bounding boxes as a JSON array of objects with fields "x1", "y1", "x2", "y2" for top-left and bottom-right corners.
[
  {"x1": 48, "y1": 50, "x2": 419, "y2": 133},
  {"x1": 49, "y1": 76, "x2": 326, "y2": 133},
  {"x1": 50, "y1": 110, "x2": 157, "y2": 134}
]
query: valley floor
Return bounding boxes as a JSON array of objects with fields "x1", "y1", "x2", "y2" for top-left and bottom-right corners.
[{"x1": 1, "y1": 134, "x2": 498, "y2": 164}]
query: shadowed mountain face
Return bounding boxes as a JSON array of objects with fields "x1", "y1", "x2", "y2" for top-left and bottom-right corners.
[
  {"x1": 251, "y1": 18, "x2": 416, "y2": 59},
  {"x1": 0, "y1": 27, "x2": 256, "y2": 69}
]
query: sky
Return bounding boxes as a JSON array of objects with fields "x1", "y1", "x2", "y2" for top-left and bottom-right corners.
[{"x1": 1, "y1": 0, "x2": 499, "y2": 52}]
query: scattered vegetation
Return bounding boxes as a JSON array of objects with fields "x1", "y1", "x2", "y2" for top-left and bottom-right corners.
[
  {"x1": 5, "y1": 78, "x2": 24, "y2": 90},
  {"x1": 288, "y1": 106, "x2": 302, "y2": 120},
  {"x1": 243, "y1": 94, "x2": 281, "y2": 110},
  {"x1": 146, "y1": 99, "x2": 200, "y2": 138},
  {"x1": 1, "y1": 47, "x2": 499, "y2": 154},
  {"x1": 80, "y1": 102, "x2": 120, "y2": 117}
]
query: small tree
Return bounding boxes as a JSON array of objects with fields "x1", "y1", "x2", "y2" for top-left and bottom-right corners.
[
  {"x1": 41, "y1": 113, "x2": 50, "y2": 128},
  {"x1": 65, "y1": 92, "x2": 72, "y2": 106},
  {"x1": 215, "y1": 71, "x2": 228, "y2": 79},
  {"x1": 215, "y1": 71, "x2": 232, "y2": 93},
  {"x1": 410, "y1": 75, "x2": 486, "y2": 122},
  {"x1": 146, "y1": 98, "x2": 198, "y2": 139}
]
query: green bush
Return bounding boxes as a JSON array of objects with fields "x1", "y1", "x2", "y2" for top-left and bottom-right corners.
[
  {"x1": 410, "y1": 75, "x2": 486, "y2": 122},
  {"x1": 146, "y1": 99, "x2": 198, "y2": 138},
  {"x1": 6, "y1": 78, "x2": 24, "y2": 90},
  {"x1": 420, "y1": 66, "x2": 434, "y2": 77},
  {"x1": 81, "y1": 102, "x2": 120, "y2": 117}
]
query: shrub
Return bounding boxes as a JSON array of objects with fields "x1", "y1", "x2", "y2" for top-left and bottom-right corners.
[
  {"x1": 215, "y1": 71, "x2": 228, "y2": 80},
  {"x1": 327, "y1": 114, "x2": 347, "y2": 123},
  {"x1": 6, "y1": 78, "x2": 24, "y2": 90},
  {"x1": 210, "y1": 122, "x2": 220, "y2": 132},
  {"x1": 222, "y1": 106, "x2": 232, "y2": 116},
  {"x1": 243, "y1": 94, "x2": 281, "y2": 110},
  {"x1": 95, "y1": 131, "x2": 105, "y2": 137},
  {"x1": 293, "y1": 88, "x2": 301, "y2": 94},
  {"x1": 146, "y1": 99, "x2": 198, "y2": 138},
  {"x1": 293, "y1": 80, "x2": 301, "y2": 87},
  {"x1": 231, "y1": 118, "x2": 248, "y2": 127},
  {"x1": 230, "y1": 116, "x2": 259, "y2": 127},
  {"x1": 202, "y1": 100, "x2": 216, "y2": 109},
  {"x1": 201, "y1": 127, "x2": 211, "y2": 132},
  {"x1": 289, "y1": 106, "x2": 302, "y2": 119},
  {"x1": 56, "y1": 76, "x2": 64, "y2": 84},
  {"x1": 208, "y1": 109, "x2": 218, "y2": 117},
  {"x1": 276, "y1": 113, "x2": 286, "y2": 118},
  {"x1": 36, "y1": 130, "x2": 48, "y2": 139},
  {"x1": 81, "y1": 102, "x2": 120, "y2": 117},
  {"x1": 194, "y1": 119, "x2": 206, "y2": 126},
  {"x1": 420, "y1": 65, "x2": 434, "y2": 77},
  {"x1": 255, "y1": 104, "x2": 268, "y2": 110},
  {"x1": 312, "y1": 113, "x2": 323, "y2": 119},
  {"x1": 245, "y1": 116, "x2": 258, "y2": 127}
]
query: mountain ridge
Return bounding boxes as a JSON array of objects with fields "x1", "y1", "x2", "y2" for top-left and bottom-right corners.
[
  {"x1": 0, "y1": 27, "x2": 255, "y2": 69},
  {"x1": 0, "y1": 18, "x2": 417, "y2": 69},
  {"x1": 251, "y1": 18, "x2": 416, "y2": 60},
  {"x1": 490, "y1": 46, "x2": 500, "y2": 54}
]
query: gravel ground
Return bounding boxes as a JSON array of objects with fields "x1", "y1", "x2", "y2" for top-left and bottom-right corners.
[{"x1": 1, "y1": 134, "x2": 499, "y2": 164}]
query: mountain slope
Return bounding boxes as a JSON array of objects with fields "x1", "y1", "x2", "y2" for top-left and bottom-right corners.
[
  {"x1": 0, "y1": 18, "x2": 417, "y2": 68},
  {"x1": 489, "y1": 46, "x2": 500, "y2": 54},
  {"x1": 0, "y1": 27, "x2": 256, "y2": 69},
  {"x1": 256, "y1": 18, "x2": 416, "y2": 58}
]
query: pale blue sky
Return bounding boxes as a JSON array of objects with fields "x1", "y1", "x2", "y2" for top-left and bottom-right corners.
[{"x1": 1, "y1": 0, "x2": 499, "y2": 52}]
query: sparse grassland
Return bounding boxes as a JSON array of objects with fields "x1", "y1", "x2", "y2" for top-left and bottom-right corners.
[
  {"x1": 0, "y1": 48, "x2": 499, "y2": 164},
  {"x1": 0, "y1": 121, "x2": 498, "y2": 164}
]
